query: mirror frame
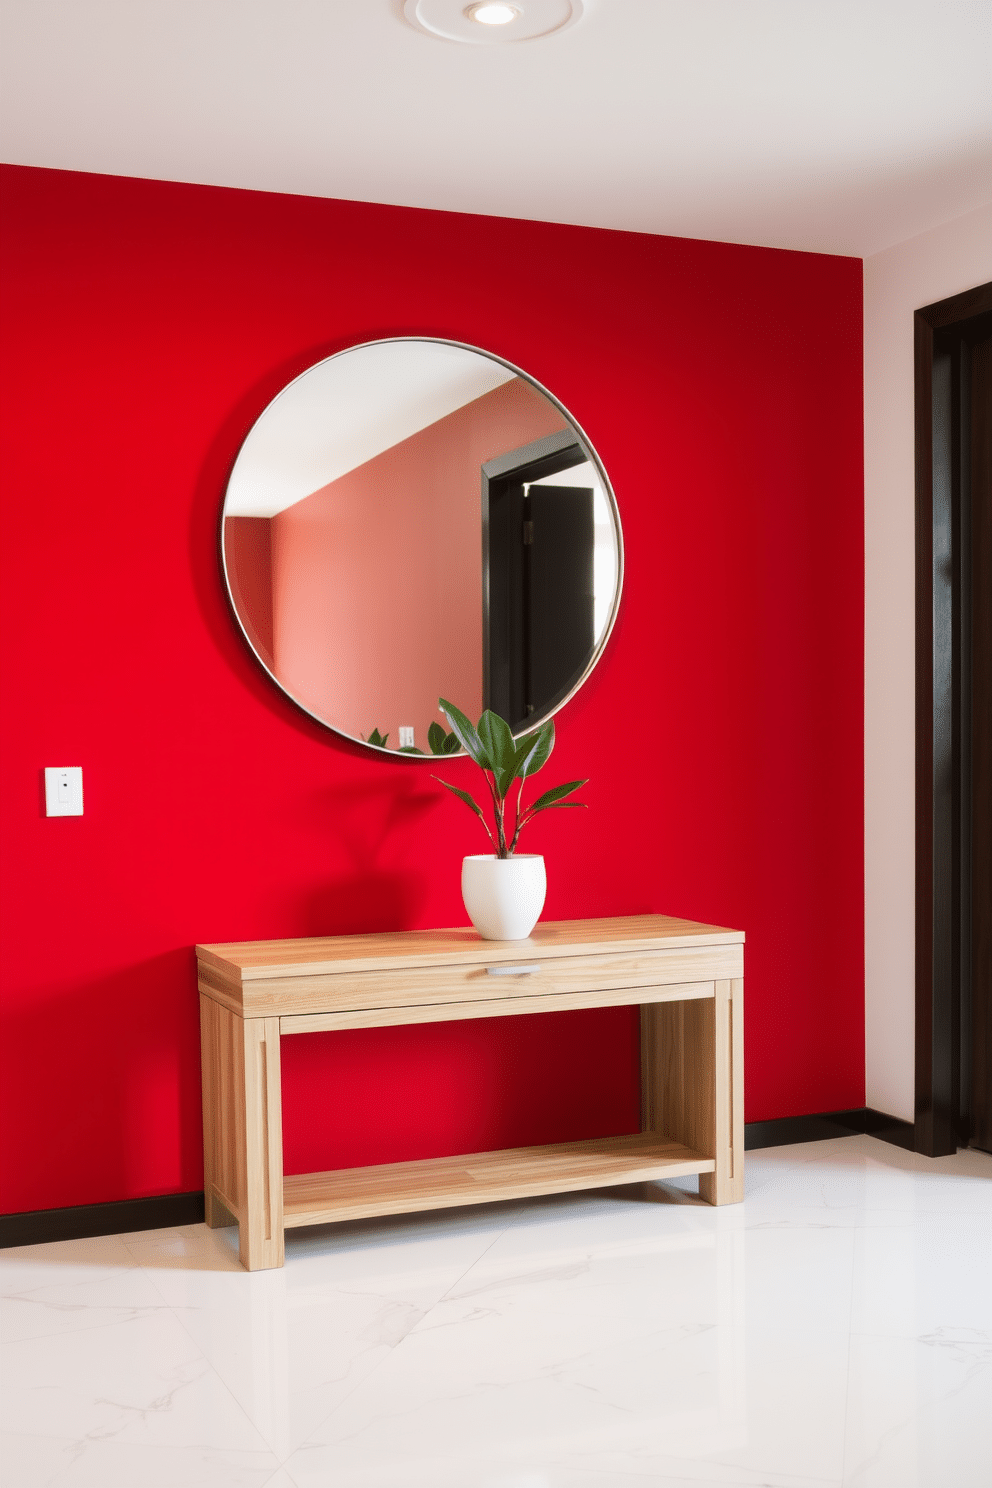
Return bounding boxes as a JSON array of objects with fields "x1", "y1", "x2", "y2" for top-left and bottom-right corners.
[{"x1": 220, "y1": 337, "x2": 624, "y2": 757}]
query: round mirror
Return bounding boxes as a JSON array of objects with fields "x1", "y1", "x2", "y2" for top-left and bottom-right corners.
[{"x1": 221, "y1": 338, "x2": 623, "y2": 755}]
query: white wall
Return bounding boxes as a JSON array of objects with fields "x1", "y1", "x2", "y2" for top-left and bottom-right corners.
[{"x1": 864, "y1": 202, "x2": 992, "y2": 1121}]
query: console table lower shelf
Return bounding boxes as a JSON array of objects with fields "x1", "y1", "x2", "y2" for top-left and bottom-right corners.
[
  {"x1": 197, "y1": 914, "x2": 745, "y2": 1271},
  {"x1": 282, "y1": 1132, "x2": 716, "y2": 1229}
]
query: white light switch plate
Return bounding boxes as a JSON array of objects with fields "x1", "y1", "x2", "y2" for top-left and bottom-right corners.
[
  {"x1": 398, "y1": 726, "x2": 415, "y2": 748},
  {"x1": 45, "y1": 767, "x2": 84, "y2": 816}
]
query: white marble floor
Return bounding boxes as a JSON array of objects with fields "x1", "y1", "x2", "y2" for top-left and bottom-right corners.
[{"x1": 2, "y1": 1135, "x2": 992, "y2": 1488}]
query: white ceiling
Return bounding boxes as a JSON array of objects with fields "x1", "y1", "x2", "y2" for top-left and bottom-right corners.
[{"x1": 1, "y1": 0, "x2": 990, "y2": 256}]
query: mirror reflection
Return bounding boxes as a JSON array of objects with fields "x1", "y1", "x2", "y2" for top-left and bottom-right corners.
[{"x1": 222, "y1": 339, "x2": 622, "y2": 753}]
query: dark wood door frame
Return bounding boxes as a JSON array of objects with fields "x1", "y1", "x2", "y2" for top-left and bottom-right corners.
[{"x1": 915, "y1": 280, "x2": 992, "y2": 1156}]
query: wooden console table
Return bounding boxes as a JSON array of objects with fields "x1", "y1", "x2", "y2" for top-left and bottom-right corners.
[{"x1": 197, "y1": 915, "x2": 744, "y2": 1271}]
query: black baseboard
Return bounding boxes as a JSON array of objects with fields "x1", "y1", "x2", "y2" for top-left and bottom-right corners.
[
  {"x1": 0, "y1": 1191, "x2": 205, "y2": 1250},
  {"x1": 861, "y1": 1107, "x2": 918, "y2": 1151},
  {"x1": 0, "y1": 1108, "x2": 919, "y2": 1249},
  {"x1": 745, "y1": 1106, "x2": 916, "y2": 1152}
]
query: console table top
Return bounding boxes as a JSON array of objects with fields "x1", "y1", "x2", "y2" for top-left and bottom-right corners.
[{"x1": 197, "y1": 913, "x2": 744, "y2": 982}]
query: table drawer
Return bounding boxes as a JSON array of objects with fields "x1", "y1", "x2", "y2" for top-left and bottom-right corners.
[{"x1": 206, "y1": 941, "x2": 744, "y2": 1019}]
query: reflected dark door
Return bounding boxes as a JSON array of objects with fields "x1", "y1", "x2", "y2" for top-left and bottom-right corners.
[
  {"x1": 485, "y1": 470, "x2": 594, "y2": 731},
  {"x1": 528, "y1": 484, "x2": 595, "y2": 721}
]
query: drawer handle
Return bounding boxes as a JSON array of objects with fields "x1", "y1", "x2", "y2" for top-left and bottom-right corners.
[{"x1": 486, "y1": 963, "x2": 541, "y2": 977}]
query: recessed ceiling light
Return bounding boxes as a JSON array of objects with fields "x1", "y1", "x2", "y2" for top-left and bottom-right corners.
[
  {"x1": 403, "y1": 0, "x2": 582, "y2": 45},
  {"x1": 466, "y1": 3, "x2": 520, "y2": 23}
]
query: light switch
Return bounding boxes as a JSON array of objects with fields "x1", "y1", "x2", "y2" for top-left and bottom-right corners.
[
  {"x1": 398, "y1": 726, "x2": 415, "y2": 749},
  {"x1": 45, "y1": 767, "x2": 84, "y2": 816}
]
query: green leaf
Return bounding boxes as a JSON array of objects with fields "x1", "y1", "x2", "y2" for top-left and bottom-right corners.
[
  {"x1": 435, "y1": 778, "x2": 485, "y2": 816},
  {"x1": 513, "y1": 719, "x2": 555, "y2": 780},
  {"x1": 439, "y1": 698, "x2": 489, "y2": 768},
  {"x1": 478, "y1": 710, "x2": 516, "y2": 797},
  {"x1": 428, "y1": 722, "x2": 461, "y2": 756},
  {"x1": 397, "y1": 746, "x2": 424, "y2": 754},
  {"x1": 525, "y1": 778, "x2": 588, "y2": 814},
  {"x1": 364, "y1": 728, "x2": 389, "y2": 747},
  {"x1": 433, "y1": 778, "x2": 493, "y2": 847}
]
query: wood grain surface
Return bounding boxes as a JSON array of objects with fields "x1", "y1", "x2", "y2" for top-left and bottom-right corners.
[
  {"x1": 282, "y1": 1132, "x2": 715, "y2": 1227},
  {"x1": 279, "y1": 978, "x2": 714, "y2": 1035},
  {"x1": 198, "y1": 914, "x2": 744, "y2": 986},
  {"x1": 212, "y1": 944, "x2": 742, "y2": 1020}
]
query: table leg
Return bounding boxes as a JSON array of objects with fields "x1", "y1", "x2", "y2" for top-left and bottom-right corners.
[
  {"x1": 199, "y1": 994, "x2": 285, "y2": 1268},
  {"x1": 236, "y1": 1016, "x2": 285, "y2": 1270},
  {"x1": 698, "y1": 978, "x2": 744, "y2": 1205},
  {"x1": 200, "y1": 993, "x2": 239, "y2": 1229},
  {"x1": 640, "y1": 977, "x2": 744, "y2": 1205}
]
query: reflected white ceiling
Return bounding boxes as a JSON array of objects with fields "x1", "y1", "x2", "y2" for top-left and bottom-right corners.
[
  {"x1": 1, "y1": 0, "x2": 990, "y2": 256},
  {"x1": 226, "y1": 342, "x2": 516, "y2": 516}
]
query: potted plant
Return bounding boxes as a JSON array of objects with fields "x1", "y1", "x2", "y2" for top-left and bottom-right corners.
[{"x1": 430, "y1": 698, "x2": 587, "y2": 940}]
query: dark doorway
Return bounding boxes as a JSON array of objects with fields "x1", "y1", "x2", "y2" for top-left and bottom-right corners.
[
  {"x1": 915, "y1": 281, "x2": 992, "y2": 1156},
  {"x1": 483, "y1": 431, "x2": 596, "y2": 731}
]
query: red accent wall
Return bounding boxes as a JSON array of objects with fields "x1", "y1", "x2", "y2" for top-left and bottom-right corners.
[{"x1": 0, "y1": 165, "x2": 864, "y2": 1214}]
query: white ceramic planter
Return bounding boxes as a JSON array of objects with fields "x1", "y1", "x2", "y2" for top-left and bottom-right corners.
[{"x1": 461, "y1": 854, "x2": 547, "y2": 941}]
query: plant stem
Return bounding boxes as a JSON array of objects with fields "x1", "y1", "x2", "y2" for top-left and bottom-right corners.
[
  {"x1": 496, "y1": 791, "x2": 508, "y2": 857},
  {"x1": 478, "y1": 816, "x2": 498, "y2": 852},
  {"x1": 484, "y1": 770, "x2": 509, "y2": 858},
  {"x1": 510, "y1": 777, "x2": 526, "y2": 854},
  {"x1": 510, "y1": 807, "x2": 533, "y2": 855}
]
